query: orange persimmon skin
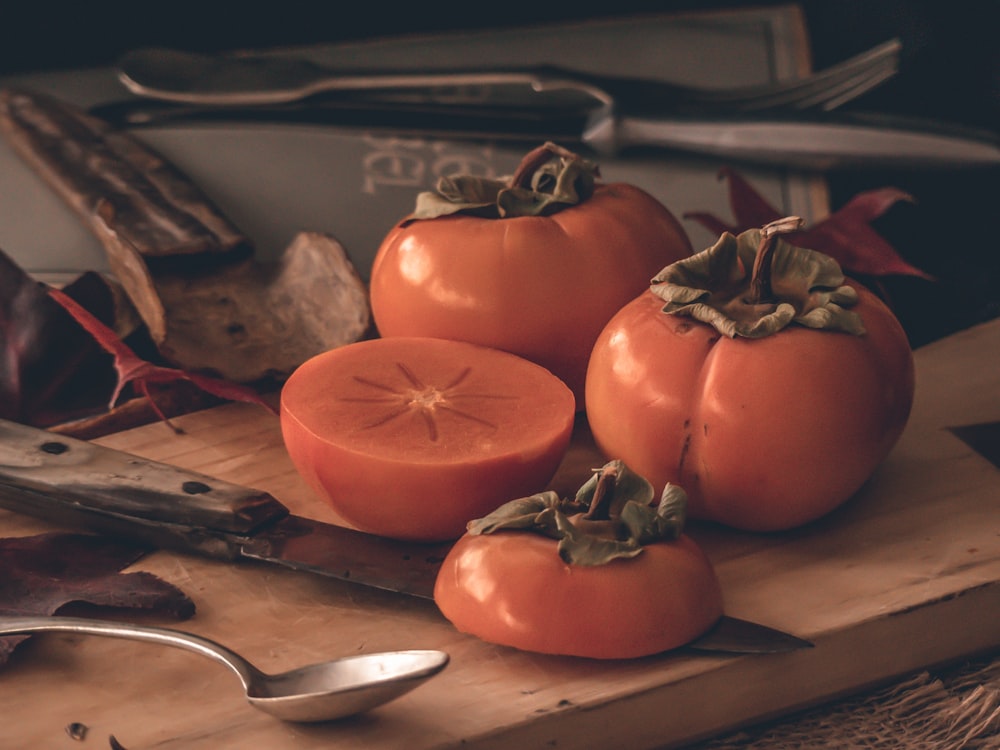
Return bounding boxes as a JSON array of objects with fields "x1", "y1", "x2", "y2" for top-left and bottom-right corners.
[
  {"x1": 434, "y1": 530, "x2": 723, "y2": 659},
  {"x1": 369, "y1": 183, "x2": 693, "y2": 408},
  {"x1": 585, "y1": 284, "x2": 915, "y2": 531},
  {"x1": 280, "y1": 337, "x2": 575, "y2": 541}
]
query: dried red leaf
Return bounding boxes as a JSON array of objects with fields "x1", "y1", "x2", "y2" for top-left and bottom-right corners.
[
  {"x1": 0, "y1": 532, "x2": 195, "y2": 667},
  {"x1": 48, "y1": 287, "x2": 277, "y2": 430},
  {"x1": 0, "y1": 250, "x2": 119, "y2": 425},
  {"x1": 684, "y1": 167, "x2": 934, "y2": 282}
]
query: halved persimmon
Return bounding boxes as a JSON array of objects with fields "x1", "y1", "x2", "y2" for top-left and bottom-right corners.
[{"x1": 280, "y1": 337, "x2": 576, "y2": 541}]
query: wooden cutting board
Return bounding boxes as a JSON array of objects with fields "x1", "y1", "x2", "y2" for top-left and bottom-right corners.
[{"x1": 2, "y1": 319, "x2": 999, "y2": 749}]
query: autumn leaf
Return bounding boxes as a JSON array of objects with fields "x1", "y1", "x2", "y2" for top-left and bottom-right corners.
[
  {"x1": 48, "y1": 287, "x2": 277, "y2": 431},
  {"x1": 0, "y1": 250, "x2": 121, "y2": 426},
  {"x1": 0, "y1": 532, "x2": 195, "y2": 667},
  {"x1": 685, "y1": 167, "x2": 934, "y2": 282}
]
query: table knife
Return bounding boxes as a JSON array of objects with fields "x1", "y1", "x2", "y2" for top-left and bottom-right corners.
[
  {"x1": 88, "y1": 96, "x2": 1000, "y2": 171},
  {"x1": 0, "y1": 417, "x2": 811, "y2": 654}
]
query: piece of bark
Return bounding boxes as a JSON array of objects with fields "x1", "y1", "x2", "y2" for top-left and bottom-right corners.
[
  {"x1": 0, "y1": 88, "x2": 247, "y2": 261},
  {"x1": 0, "y1": 88, "x2": 372, "y2": 382}
]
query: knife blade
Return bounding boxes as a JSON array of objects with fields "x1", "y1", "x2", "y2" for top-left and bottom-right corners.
[
  {"x1": 0, "y1": 417, "x2": 811, "y2": 654},
  {"x1": 87, "y1": 96, "x2": 1000, "y2": 171}
]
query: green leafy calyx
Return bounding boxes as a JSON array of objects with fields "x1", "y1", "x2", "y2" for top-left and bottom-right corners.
[
  {"x1": 650, "y1": 216, "x2": 865, "y2": 338},
  {"x1": 467, "y1": 460, "x2": 687, "y2": 566},
  {"x1": 409, "y1": 142, "x2": 599, "y2": 220}
]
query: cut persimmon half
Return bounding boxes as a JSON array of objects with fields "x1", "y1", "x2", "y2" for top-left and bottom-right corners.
[{"x1": 280, "y1": 337, "x2": 576, "y2": 541}]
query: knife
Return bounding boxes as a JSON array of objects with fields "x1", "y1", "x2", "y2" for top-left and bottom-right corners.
[
  {"x1": 0, "y1": 417, "x2": 811, "y2": 654},
  {"x1": 87, "y1": 96, "x2": 1000, "y2": 171}
]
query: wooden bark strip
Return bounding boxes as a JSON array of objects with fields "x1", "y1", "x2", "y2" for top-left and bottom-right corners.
[
  {"x1": 0, "y1": 88, "x2": 247, "y2": 259},
  {"x1": 0, "y1": 88, "x2": 372, "y2": 382}
]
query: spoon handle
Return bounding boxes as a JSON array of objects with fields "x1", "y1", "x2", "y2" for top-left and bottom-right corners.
[{"x1": 0, "y1": 615, "x2": 257, "y2": 687}]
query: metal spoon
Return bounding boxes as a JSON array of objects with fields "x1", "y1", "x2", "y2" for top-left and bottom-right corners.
[{"x1": 0, "y1": 616, "x2": 449, "y2": 722}]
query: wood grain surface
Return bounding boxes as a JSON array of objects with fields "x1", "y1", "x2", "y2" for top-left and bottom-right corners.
[{"x1": 1, "y1": 319, "x2": 998, "y2": 749}]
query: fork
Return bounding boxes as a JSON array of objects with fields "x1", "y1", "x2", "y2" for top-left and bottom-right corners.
[
  {"x1": 95, "y1": 35, "x2": 997, "y2": 170},
  {"x1": 116, "y1": 38, "x2": 901, "y2": 115}
]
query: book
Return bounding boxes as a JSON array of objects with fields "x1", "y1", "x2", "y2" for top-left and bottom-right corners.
[{"x1": 0, "y1": 4, "x2": 826, "y2": 286}]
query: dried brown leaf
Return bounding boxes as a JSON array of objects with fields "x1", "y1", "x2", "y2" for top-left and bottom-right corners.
[{"x1": 0, "y1": 532, "x2": 194, "y2": 667}]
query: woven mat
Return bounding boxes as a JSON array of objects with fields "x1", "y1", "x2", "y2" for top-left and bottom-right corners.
[{"x1": 691, "y1": 654, "x2": 1000, "y2": 749}]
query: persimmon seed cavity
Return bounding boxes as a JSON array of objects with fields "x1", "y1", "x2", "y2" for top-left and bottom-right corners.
[{"x1": 409, "y1": 388, "x2": 446, "y2": 409}]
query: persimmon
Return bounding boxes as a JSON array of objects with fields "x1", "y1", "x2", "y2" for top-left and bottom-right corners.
[
  {"x1": 585, "y1": 218, "x2": 915, "y2": 531},
  {"x1": 369, "y1": 142, "x2": 692, "y2": 408},
  {"x1": 280, "y1": 337, "x2": 575, "y2": 541},
  {"x1": 434, "y1": 461, "x2": 724, "y2": 659}
]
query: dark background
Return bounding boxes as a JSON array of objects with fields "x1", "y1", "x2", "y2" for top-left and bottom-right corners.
[{"x1": 2, "y1": 0, "x2": 997, "y2": 348}]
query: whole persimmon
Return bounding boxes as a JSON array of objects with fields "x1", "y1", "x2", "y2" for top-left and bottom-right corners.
[
  {"x1": 434, "y1": 461, "x2": 723, "y2": 659},
  {"x1": 369, "y1": 142, "x2": 692, "y2": 408},
  {"x1": 585, "y1": 218, "x2": 915, "y2": 531}
]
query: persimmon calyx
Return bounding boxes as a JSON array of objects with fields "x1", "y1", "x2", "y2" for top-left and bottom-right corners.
[
  {"x1": 466, "y1": 460, "x2": 688, "y2": 565},
  {"x1": 650, "y1": 217, "x2": 866, "y2": 338},
  {"x1": 408, "y1": 142, "x2": 599, "y2": 221}
]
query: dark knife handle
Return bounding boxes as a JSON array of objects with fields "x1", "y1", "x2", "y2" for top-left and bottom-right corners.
[{"x1": 0, "y1": 418, "x2": 288, "y2": 554}]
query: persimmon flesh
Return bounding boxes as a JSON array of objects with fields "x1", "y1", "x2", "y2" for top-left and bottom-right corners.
[{"x1": 280, "y1": 337, "x2": 576, "y2": 541}]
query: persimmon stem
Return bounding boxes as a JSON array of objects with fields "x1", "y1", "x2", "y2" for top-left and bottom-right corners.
[
  {"x1": 508, "y1": 141, "x2": 577, "y2": 190},
  {"x1": 747, "y1": 216, "x2": 804, "y2": 305},
  {"x1": 583, "y1": 464, "x2": 619, "y2": 521}
]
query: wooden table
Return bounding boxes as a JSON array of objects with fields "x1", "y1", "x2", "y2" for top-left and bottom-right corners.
[{"x1": 1, "y1": 318, "x2": 998, "y2": 749}]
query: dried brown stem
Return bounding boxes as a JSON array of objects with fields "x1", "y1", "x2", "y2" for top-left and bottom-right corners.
[
  {"x1": 583, "y1": 464, "x2": 619, "y2": 521},
  {"x1": 508, "y1": 141, "x2": 576, "y2": 190},
  {"x1": 747, "y1": 216, "x2": 804, "y2": 305}
]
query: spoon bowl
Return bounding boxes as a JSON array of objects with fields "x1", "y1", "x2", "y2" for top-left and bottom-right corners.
[
  {"x1": 0, "y1": 615, "x2": 448, "y2": 722},
  {"x1": 244, "y1": 649, "x2": 450, "y2": 722}
]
